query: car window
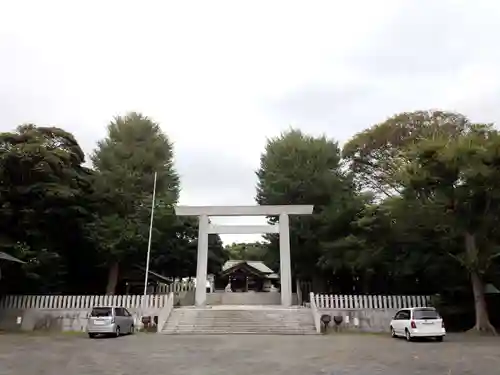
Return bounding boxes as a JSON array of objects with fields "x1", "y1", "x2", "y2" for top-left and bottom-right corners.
[
  {"x1": 393, "y1": 311, "x2": 403, "y2": 320},
  {"x1": 90, "y1": 307, "x2": 112, "y2": 317},
  {"x1": 400, "y1": 310, "x2": 410, "y2": 320},
  {"x1": 123, "y1": 308, "x2": 132, "y2": 317},
  {"x1": 115, "y1": 308, "x2": 124, "y2": 316},
  {"x1": 413, "y1": 308, "x2": 439, "y2": 320}
]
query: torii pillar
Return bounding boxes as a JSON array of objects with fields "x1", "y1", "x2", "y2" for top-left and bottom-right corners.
[{"x1": 174, "y1": 205, "x2": 314, "y2": 307}]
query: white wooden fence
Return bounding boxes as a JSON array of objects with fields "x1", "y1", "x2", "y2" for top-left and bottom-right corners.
[
  {"x1": 157, "y1": 281, "x2": 195, "y2": 294},
  {"x1": 0, "y1": 294, "x2": 170, "y2": 310},
  {"x1": 0, "y1": 281, "x2": 196, "y2": 310},
  {"x1": 312, "y1": 293, "x2": 432, "y2": 309}
]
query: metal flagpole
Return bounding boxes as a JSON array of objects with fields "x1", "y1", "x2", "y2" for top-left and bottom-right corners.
[{"x1": 143, "y1": 171, "x2": 157, "y2": 296}]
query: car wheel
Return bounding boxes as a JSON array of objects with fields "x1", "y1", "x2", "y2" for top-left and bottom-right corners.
[
  {"x1": 88, "y1": 333, "x2": 97, "y2": 339},
  {"x1": 405, "y1": 329, "x2": 412, "y2": 342},
  {"x1": 435, "y1": 336, "x2": 443, "y2": 342},
  {"x1": 129, "y1": 325, "x2": 134, "y2": 335},
  {"x1": 115, "y1": 326, "x2": 121, "y2": 337},
  {"x1": 390, "y1": 326, "x2": 396, "y2": 338}
]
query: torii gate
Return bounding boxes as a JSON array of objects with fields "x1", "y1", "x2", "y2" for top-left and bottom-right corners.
[{"x1": 174, "y1": 205, "x2": 313, "y2": 307}]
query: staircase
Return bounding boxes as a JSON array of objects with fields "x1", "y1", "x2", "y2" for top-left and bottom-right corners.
[{"x1": 161, "y1": 305, "x2": 317, "y2": 335}]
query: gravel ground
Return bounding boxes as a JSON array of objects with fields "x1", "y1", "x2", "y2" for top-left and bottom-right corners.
[{"x1": 0, "y1": 332, "x2": 499, "y2": 375}]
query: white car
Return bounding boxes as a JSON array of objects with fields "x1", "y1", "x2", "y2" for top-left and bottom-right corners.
[{"x1": 390, "y1": 307, "x2": 445, "y2": 342}]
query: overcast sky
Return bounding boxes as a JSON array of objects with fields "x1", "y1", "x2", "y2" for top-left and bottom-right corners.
[{"x1": 2, "y1": 0, "x2": 500, "y2": 244}]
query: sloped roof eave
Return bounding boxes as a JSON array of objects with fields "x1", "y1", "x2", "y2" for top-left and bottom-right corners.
[
  {"x1": 222, "y1": 260, "x2": 274, "y2": 274},
  {"x1": 220, "y1": 261, "x2": 268, "y2": 278},
  {"x1": 0, "y1": 252, "x2": 25, "y2": 263}
]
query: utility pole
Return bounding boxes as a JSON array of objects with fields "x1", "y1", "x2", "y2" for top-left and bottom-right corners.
[{"x1": 143, "y1": 171, "x2": 157, "y2": 296}]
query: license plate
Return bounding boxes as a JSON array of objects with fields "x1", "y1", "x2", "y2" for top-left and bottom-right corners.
[
  {"x1": 93, "y1": 320, "x2": 105, "y2": 325},
  {"x1": 423, "y1": 321, "x2": 434, "y2": 325}
]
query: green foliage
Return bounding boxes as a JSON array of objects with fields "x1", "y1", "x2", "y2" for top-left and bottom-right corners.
[
  {"x1": 91, "y1": 112, "x2": 180, "y2": 212},
  {"x1": 343, "y1": 110, "x2": 472, "y2": 197},
  {"x1": 0, "y1": 125, "x2": 101, "y2": 294},
  {"x1": 224, "y1": 242, "x2": 269, "y2": 262},
  {"x1": 404, "y1": 126, "x2": 500, "y2": 273},
  {"x1": 90, "y1": 112, "x2": 182, "y2": 293},
  {"x1": 257, "y1": 129, "x2": 344, "y2": 207},
  {"x1": 402, "y1": 127, "x2": 500, "y2": 332},
  {"x1": 256, "y1": 129, "x2": 362, "y2": 282},
  {"x1": 207, "y1": 232, "x2": 227, "y2": 274}
]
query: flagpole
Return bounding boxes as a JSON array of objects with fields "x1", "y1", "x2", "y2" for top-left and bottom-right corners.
[{"x1": 143, "y1": 171, "x2": 157, "y2": 296}]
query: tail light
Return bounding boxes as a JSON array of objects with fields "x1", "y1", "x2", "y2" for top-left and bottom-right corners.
[
  {"x1": 410, "y1": 321, "x2": 417, "y2": 329},
  {"x1": 442, "y1": 321, "x2": 445, "y2": 328}
]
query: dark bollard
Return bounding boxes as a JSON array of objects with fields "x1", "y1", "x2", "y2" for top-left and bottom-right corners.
[
  {"x1": 333, "y1": 315, "x2": 343, "y2": 332},
  {"x1": 142, "y1": 316, "x2": 155, "y2": 332},
  {"x1": 320, "y1": 314, "x2": 332, "y2": 334}
]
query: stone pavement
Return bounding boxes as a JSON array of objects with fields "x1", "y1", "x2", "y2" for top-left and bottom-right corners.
[{"x1": 0, "y1": 333, "x2": 499, "y2": 375}]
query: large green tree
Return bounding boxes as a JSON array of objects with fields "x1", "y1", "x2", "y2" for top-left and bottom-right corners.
[
  {"x1": 404, "y1": 125, "x2": 500, "y2": 333},
  {"x1": 343, "y1": 111, "x2": 500, "y2": 331},
  {"x1": 0, "y1": 125, "x2": 100, "y2": 294},
  {"x1": 256, "y1": 129, "x2": 361, "y2": 289},
  {"x1": 91, "y1": 112, "x2": 180, "y2": 294}
]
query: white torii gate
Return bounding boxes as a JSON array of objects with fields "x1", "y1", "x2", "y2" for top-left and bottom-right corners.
[{"x1": 174, "y1": 205, "x2": 313, "y2": 307}]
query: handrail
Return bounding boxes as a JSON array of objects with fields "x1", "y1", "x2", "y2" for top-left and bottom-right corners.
[
  {"x1": 309, "y1": 292, "x2": 321, "y2": 333},
  {"x1": 157, "y1": 292, "x2": 175, "y2": 333}
]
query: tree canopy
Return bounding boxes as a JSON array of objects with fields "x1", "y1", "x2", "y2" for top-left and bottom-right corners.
[
  {"x1": 0, "y1": 125, "x2": 100, "y2": 293},
  {"x1": 256, "y1": 129, "x2": 364, "y2": 288},
  {"x1": 342, "y1": 110, "x2": 472, "y2": 197}
]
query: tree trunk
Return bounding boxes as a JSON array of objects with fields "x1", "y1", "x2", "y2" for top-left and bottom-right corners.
[
  {"x1": 106, "y1": 261, "x2": 119, "y2": 295},
  {"x1": 465, "y1": 232, "x2": 496, "y2": 335}
]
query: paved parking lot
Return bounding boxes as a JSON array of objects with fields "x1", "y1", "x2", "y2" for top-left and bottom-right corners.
[{"x1": 0, "y1": 333, "x2": 499, "y2": 375}]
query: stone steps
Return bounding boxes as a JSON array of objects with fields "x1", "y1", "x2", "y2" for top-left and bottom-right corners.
[
  {"x1": 166, "y1": 330, "x2": 317, "y2": 335},
  {"x1": 169, "y1": 321, "x2": 309, "y2": 324},
  {"x1": 161, "y1": 306, "x2": 317, "y2": 335}
]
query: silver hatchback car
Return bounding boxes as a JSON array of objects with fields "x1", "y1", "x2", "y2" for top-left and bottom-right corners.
[{"x1": 87, "y1": 306, "x2": 135, "y2": 338}]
